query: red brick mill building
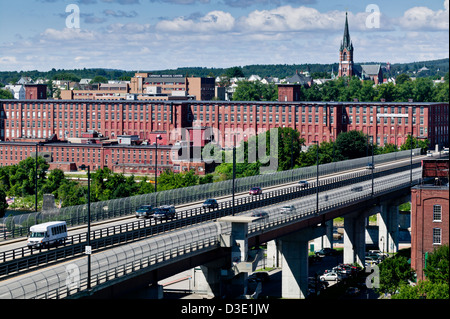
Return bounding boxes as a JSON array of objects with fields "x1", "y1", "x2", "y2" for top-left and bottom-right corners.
[
  {"x1": 0, "y1": 99, "x2": 448, "y2": 176},
  {"x1": 411, "y1": 159, "x2": 449, "y2": 281}
]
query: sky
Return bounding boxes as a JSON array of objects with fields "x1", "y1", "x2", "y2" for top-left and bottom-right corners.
[{"x1": 0, "y1": 0, "x2": 448, "y2": 72}]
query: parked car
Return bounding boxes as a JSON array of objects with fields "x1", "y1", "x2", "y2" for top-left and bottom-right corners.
[
  {"x1": 351, "y1": 186, "x2": 363, "y2": 192},
  {"x1": 298, "y1": 180, "x2": 309, "y2": 189},
  {"x1": 315, "y1": 248, "x2": 337, "y2": 257},
  {"x1": 320, "y1": 272, "x2": 342, "y2": 282},
  {"x1": 248, "y1": 272, "x2": 270, "y2": 283},
  {"x1": 249, "y1": 187, "x2": 262, "y2": 195},
  {"x1": 368, "y1": 250, "x2": 387, "y2": 259},
  {"x1": 135, "y1": 205, "x2": 154, "y2": 219},
  {"x1": 153, "y1": 205, "x2": 176, "y2": 220},
  {"x1": 280, "y1": 205, "x2": 296, "y2": 214},
  {"x1": 332, "y1": 266, "x2": 349, "y2": 278},
  {"x1": 251, "y1": 211, "x2": 269, "y2": 219},
  {"x1": 202, "y1": 198, "x2": 219, "y2": 210}
]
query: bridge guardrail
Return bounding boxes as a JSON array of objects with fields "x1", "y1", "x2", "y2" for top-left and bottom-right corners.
[
  {"x1": 1, "y1": 149, "x2": 422, "y2": 241},
  {"x1": 0, "y1": 166, "x2": 422, "y2": 299},
  {"x1": 0, "y1": 161, "x2": 420, "y2": 278}
]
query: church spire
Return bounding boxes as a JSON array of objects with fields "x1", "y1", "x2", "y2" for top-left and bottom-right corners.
[{"x1": 341, "y1": 12, "x2": 353, "y2": 51}]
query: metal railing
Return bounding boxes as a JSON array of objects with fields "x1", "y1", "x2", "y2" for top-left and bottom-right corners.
[
  {"x1": 0, "y1": 165, "x2": 422, "y2": 299},
  {"x1": 0, "y1": 160, "x2": 419, "y2": 278}
]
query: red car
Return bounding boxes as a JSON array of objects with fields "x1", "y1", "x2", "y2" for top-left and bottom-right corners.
[{"x1": 249, "y1": 187, "x2": 262, "y2": 195}]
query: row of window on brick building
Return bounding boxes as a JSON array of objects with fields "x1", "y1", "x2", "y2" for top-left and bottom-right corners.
[{"x1": 0, "y1": 144, "x2": 172, "y2": 166}]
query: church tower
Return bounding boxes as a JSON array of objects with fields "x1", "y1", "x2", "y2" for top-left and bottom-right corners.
[{"x1": 338, "y1": 12, "x2": 354, "y2": 78}]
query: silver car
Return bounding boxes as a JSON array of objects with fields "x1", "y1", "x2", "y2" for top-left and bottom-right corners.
[{"x1": 280, "y1": 205, "x2": 296, "y2": 214}]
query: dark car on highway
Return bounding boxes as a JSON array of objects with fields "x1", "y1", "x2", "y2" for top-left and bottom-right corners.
[
  {"x1": 135, "y1": 205, "x2": 154, "y2": 219},
  {"x1": 153, "y1": 205, "x2": 176, "y2": 220},
  {"x1": 251, "y1": 211, "x2": 269, "y2": 219},
  {"x1": 249, "y1": 187, "x2": 262, "y2": 195},
  {"x1": 202, "y1": 199, "x2": 219, "y2": 210},
  {"x1": 298, "y1": 180, "x2": 309, "y2": 189}
]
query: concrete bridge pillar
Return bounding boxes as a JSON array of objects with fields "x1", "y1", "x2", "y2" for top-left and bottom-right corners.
[
  {"x1": 192, "y1": 262, "x2": 224, "y2": 298},
  {"x1": 313, "y1": 220, "x2": 334, "y2": 251},
  {"x1": 378, "y1": 202, "x2": 400, "y2": 254},
  {"x1": 216, "y1": 216, "x2": 264, "y2": 298},
  {"x1": 266, "y1": 239, "x2": 282, "y2": 268},
  {"x1": 280, "y1": 227, "x2": 326, "y2": 299},
  {"x1": 343, "y1": 211, "x2": 366, "y2": 266}
]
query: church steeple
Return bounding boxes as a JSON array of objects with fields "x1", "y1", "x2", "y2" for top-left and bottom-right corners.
[
  {"x1": 340, "y1": 12, "x2": 353, "y2": 51},
  {"x1": 338, "y1": 12, "x2": 354, "y2": 78}
]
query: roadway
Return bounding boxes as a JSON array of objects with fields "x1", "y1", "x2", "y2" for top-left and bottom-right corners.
[
  {"x1": 0, "y1": 153, "x2": 424, "y2": 256},
  {"x1": 0, "y1": 156, "x2": 422, "y2": 298}
]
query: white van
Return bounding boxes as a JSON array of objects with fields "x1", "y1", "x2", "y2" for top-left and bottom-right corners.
[{"x1": 27, "y1": 221, "x2": 68, "y2": 249}]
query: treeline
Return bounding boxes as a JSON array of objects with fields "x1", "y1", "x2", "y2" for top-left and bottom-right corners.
[
  {"x1": 211, "y1": 128, "x2": 429, "y2": 181},
  {"x1": 1, "y1": 58, "x2": 448, "y2": 85},
  {"x1": 232, "y1": 74, "x2": 449, "y2": 102}
]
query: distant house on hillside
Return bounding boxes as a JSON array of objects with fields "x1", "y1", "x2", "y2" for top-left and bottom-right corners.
[{"x1": 283, "y1": 70, "x2": 312, "y2": 87}]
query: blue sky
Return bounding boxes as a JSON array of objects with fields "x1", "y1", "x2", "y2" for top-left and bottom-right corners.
[{"x1": 0, "y1": 0, "x2": 448, "y2": 71}]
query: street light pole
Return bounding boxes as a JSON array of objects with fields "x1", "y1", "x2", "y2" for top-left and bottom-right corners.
[
  {"x1": 371, "y1": 136, "x2": 374, "y2": 196},
  {"x1": 87, "y1": 165, "x2": 91, "y2": 289},
  {"x1": 312, "y1": 141, "x2": 319, "y2": 215},
  {"x1": 154, "y1": 134, "x2": 162, "y2": 205},
  {"x1": 35, "y1": 143, "x2": 38, "y2": 214},
  {"x1": 232, "y1": 134, "x2": 236, "y2": 216},
  {"x1": 409, "y1": 133, "x2": 413, "y2": 185},
  {"x1": 80, "y1": 164, "x2": 91, "y2": 290}
]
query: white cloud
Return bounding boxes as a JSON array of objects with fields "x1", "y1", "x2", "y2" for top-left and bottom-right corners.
[
  {"x1": 40, "y1": 28, "x2": 98, "y2": 41},
  {"x1": 155, "y1": 10, "x2": 235, "y2": 32},
  {"x1": 398, "y1": 0, "x2": 449, "y2": 31},
  {"x1": 0, "y1": 56, "x2": 18, "y2": 64}
]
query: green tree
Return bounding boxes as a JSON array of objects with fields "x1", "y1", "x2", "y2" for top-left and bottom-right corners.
[
  {"x1": 432, "y1": 82, "x2": 449, "y2": 102},
  {"x1": 0, "y1": 188, "x2": 8, "y2": 218},
  {"x1": 0, "y1": 89, "x2": 13, "y2": 99},
  {"x1": 225, "y1": 66, "x2": 245, "y2": 78},
  {"x1": 375, "y1": 82, "x2": 396, "y2": 102},
  {"x1": 232, "y1": 81, "x2": 277, "y2": 101},
  {"x1": 59, "y1": 182, "x2": 87, "y2": 207},
  {"x1": 393, "y1": 280, "x2": 449, "y2": 299},
  {"x1": 90, "y1": 76, "x2": 109, "y2": 84},
  {"x1": 276, "y1": 127, "x2": 304, "y2": 171},
  {"x1": 400, "y1": 135, "x2": 429, "y2": 154},
  {"x1": 41, "y1": 169, "x2": 66, "y2": 197},
  {"x1": 395, "y1": 73, "x2": 411, "y2": 85},
  {"x1": 378, "y1": 255, "x2": 415, "y2": 294},
  {"x1": 137, "y1": 177, "x2": 155, "y2": 194},
  {"x1": 359, "y1": 80, "x2": 376, "y2": 102},
  {"x1": 412, "y1": 77, "x2": 434, "y2": 102},
  {"x1": 393, "y1": 245, "x2": 449, "y2": 299},
  {"x1": 335, "y1": 130, "x2": 368, "y2": 160},
  {"x1": 394, "y1": 80, "x2": 414, "y2": 102},
  {"x1": 423, "y1": 244, "x2": 449, "y2": 284}
]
